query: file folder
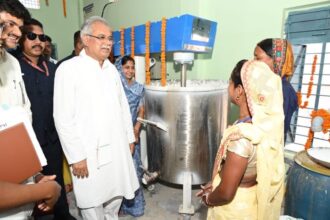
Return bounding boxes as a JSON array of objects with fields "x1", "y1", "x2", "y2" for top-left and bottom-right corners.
[{"x1": 0, "y1": 122, "x2": 42, "y2": 183}]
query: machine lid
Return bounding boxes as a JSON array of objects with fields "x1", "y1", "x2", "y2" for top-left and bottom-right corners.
[
  {"x1": 146, "y1": 80, "x2": 228, "y2": 92},
  {"x1": 295, "y1": 150, "x2": 330, "y2": 176},
  {"x1": 307, "y1": 147, "x2": 330, "y2": 169}
]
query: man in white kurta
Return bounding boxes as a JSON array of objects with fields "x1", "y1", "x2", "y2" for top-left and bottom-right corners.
[{"x1": 53, "y1": 16, "x2": 139, "y2": 220}]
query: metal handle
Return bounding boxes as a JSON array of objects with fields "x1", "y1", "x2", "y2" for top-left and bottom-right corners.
[{"x1": 137, "y1": 117, "x2": 168, "y2": 132}]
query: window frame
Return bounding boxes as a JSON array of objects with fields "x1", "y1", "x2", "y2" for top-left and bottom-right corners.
[{"x1": 285, "y1": 5, "x2": 330, "y2": 148}]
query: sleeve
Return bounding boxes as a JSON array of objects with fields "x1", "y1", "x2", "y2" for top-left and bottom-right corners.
[
  {"x1": 114, "y1": 68, "x2": 135, "y2": 144},
  {"x1": 13, "y1": 56, "x2": 32, "y2": 122},
  {"x1": 227, "y1": 137, "x2": 253, "y2": 158},
  {"x1": 282, "y1": 79, "x2": 298, "y2": 135},
  {"x1": 18, "y1": 75, "x2": 32, "y2": 122},
  {"x1": 53, "y1": 62, "x2": 86, "y2": 164},
  {"x1": 138, "y1": 86, "x2": 145, "y2": 108}
]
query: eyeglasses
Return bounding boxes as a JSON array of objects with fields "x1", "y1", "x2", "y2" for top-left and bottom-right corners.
[
  {"x1": 0, "y1": 20, "x2": 23, "y2": 32},
  {"x1": 87, "y1": 34, "x2": 113, "y2": 43},
  {"x1": 26, "y1": 32, "x2": 47, "y2": 42}
]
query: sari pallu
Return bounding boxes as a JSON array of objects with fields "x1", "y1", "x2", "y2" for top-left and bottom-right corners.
[{"x1": 114, "y1": 57, "x2": 144, "y2": 124}]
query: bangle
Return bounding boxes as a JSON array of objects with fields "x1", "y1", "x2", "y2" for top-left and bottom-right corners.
[
  {"x1": 205, "y1": 194, "x2": 214, "y2": 206},
  {"x1": 33, "y1": 172, "x2": 43, "y2": 183}
]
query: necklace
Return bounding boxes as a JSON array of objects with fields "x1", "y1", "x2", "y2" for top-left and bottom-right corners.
[
  {"x1": 236, "y1": 116, "x2": 252, "y2": 124},
  {"x1": 22, "y1": 56, "x2": 49, "y2": 76}
]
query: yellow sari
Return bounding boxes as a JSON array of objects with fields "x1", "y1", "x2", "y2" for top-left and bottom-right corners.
[
  {"x1": 63, "y1": 157, "x2": 72, "y2": 189},
  {"x1": 207, "y1": 61, "x2": 285, "y2": 220}
]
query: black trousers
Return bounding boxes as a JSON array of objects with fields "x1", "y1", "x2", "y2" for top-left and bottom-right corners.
[{"x1": 37, "y1": 139, "x2": 70, "y2": 219}]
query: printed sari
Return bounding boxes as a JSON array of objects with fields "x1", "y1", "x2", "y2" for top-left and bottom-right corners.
[
  {"x1": 272, "y1": 39, "x2": 298, "y2": 137},
  {"x1": 207, "y1": 61, "x2": 285, "y2": 220},
  {"x1": 115, "y1": 57, "x2": 145, "y2": 217}
]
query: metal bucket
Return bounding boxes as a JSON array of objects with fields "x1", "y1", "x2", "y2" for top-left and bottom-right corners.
[
  {"x1": 145, "y1": 80, "x2": 228, "y2": 185},
  {"x1": 284, "y1": 150, "x2": 330, "y2": 220}
]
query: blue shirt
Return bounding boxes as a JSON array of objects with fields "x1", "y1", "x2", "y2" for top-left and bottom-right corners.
[{"x1": 282, "y1": 77, "x2": 298, "y2": 136}]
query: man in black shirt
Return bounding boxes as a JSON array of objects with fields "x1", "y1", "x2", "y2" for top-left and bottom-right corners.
[
  {"x1": 56, "y1": 30, "x2": 82, "y2": 68},
  {"x1": 18, "y1": 18, "x2": 75, "y2": 220}
]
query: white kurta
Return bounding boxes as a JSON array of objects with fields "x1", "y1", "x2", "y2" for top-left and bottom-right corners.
[
  {"x1": 0, "y1": 51, "x2": 31, "y2": 119},
  {"x1": 0, "y1": 52, "x2": 34, "y2": 219},
  {"x1": 53, "y1": 50, "x2": 139, "y2": 208}
]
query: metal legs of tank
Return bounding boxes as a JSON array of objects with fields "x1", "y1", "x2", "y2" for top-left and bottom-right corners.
[{"x1": 179, "y1": 172, "x2": 194, "y2": 215}]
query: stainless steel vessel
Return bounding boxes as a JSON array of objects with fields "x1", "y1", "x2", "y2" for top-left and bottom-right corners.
[{"x1": 145, "y1": 80, "x2": 228, "y2": 185}]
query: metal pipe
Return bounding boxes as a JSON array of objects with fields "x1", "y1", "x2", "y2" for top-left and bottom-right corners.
[{"x1": 180, "y1": 63, "x2": 187, "y2": 87}]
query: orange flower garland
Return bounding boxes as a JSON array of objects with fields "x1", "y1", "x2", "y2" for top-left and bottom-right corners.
[
  {"x1": 131, "y1": 26, "x2": 135, "y2": 58},
  {"x1": 305, "y1": 128, "x2": 314, "y2": 150},
  {"x1": 160, "y1": 17, "x2": 167, "y2": 87},
  {"x1": 297, "y1": 54, "x2": 317, "y2": 108},
  {"x1": 62, "y1": 0, "x2": 67, "y2": 17},
  {"x1": 120, "y1": 28, "x2": 125, "y2": 56},
  {"x1": 304, "y1": 109, "x2": 330, "y2": 150},
  {"x1": 145, "y1": 21, "x2": 151, "y2": 85},
  {"x1": 312, "y1": 109, "x2": 330, "y2": 133}
]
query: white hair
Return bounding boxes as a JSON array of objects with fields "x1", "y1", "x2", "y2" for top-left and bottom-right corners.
[{"x1": 80, "y1": 16, "x2": 111, "y2": 38}]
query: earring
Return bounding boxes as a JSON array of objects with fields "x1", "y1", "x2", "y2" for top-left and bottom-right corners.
[{"x1": 236, "y1": 96, "x2": 240, "y2": 101}]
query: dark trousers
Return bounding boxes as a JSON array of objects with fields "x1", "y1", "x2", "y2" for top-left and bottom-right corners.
[{"x1": 37, "y1": 139, "x2": 70, "y2": 219}]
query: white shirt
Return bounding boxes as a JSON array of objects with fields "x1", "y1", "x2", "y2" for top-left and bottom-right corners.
[
  {"x1": 0, "y1": 52, "x2": 34, "y2": 219},
  {"x1": 0, "y1": 51, "x2": 31, "y2": 120},
  {"x1": 49, "y1": 57, "x2": 58, "y2": 64},
  {"x1": 54, "y1": 49, "x2": 139, "y2": 208}
]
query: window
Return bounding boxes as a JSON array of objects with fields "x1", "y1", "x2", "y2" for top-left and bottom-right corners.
[
  {"x1": 19, "y1": 0, "x2": 40, "y2": 9},
  {"x1": 285, "y1": 6, "x2": 330, "y2": 149}
]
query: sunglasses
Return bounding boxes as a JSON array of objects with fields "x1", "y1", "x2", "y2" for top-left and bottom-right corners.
[{"x1": 26, "y1": 32, "x2": 47, "y2": 42}]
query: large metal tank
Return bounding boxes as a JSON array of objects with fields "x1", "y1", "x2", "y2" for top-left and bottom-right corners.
[{"x1": 145, "y1": 80, "x2": 228, "y2": 185}]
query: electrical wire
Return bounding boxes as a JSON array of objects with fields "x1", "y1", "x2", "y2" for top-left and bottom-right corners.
[{"x1": 101, "y1": 2, "x2": 113, "y2": 17}]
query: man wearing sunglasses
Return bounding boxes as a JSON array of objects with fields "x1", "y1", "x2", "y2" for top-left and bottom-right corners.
[
  {"x1": 16, "y1": 18, "x2": 76, "y2": 220},
  {"x1": 56, "y1": 30, "x2": 83, "y2": 68}
]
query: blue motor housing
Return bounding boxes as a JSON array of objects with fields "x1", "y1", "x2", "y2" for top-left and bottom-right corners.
[{"x1": 113, "y1": 14, "x2": 217, "y2": 56}]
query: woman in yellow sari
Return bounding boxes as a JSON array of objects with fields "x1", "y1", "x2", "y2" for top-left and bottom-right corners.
[{"x1": 197, "y1": 60, "x2": 285, "y2": 219}]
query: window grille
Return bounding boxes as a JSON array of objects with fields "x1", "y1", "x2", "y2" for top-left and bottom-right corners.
[
  {"x1": 19, "y1": 0, "x2": 40, "y2": 9},
  {"x1": 285, "y1": 6, "x2": 330, "y2": 148}
]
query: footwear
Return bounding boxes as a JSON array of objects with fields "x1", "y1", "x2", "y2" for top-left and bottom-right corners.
[
  {"x1": 118, "y1": 210, "x2": 127, "y2": 217},
  {"x1": 142, "y1": 171, "x2": 159, "y2": 185},
  {"x1": 147, "y1": 184, "x2": 155, "y2": 191}
]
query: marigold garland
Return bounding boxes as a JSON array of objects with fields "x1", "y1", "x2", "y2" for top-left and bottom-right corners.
[
  {"x1": 131, "y1": 26, "x2": 135, "y2": 58},
  {"x1": 304, "y1": 109, "x2": 330, "y2": 150},
  {"x1": 160, "y1": 17, "x2": 167, "y2": 87},
  {"x1": 62, "y1": 0, "x2": 67, "y2": 17},
  {"x1": 145, "y1": 21, "x2": 151, "y2": 85},
  {"x1": 297, "y1": 54, "x2": 317, "y2": 108},
  {"x1": 120, "y1": 28, "x2": 125, "y2": 56},
  {"x1": 305, "y1": 128, "x2": 314, "y2": 150}
]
